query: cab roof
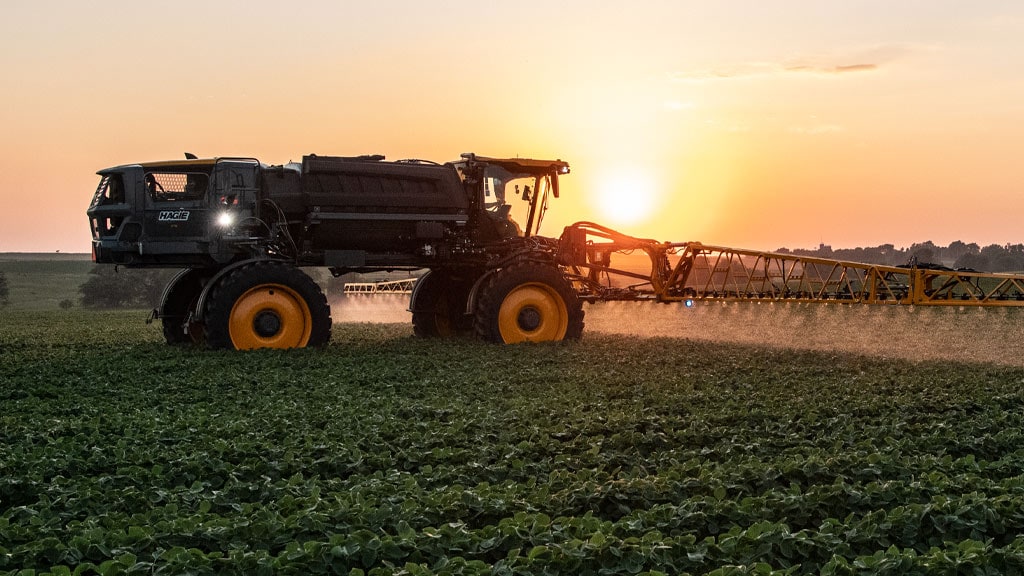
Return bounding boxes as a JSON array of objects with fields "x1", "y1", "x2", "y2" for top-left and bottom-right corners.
[
  {"x1": 97, "y1": 154, "x2": 571, "y2": 176},
  {"x1": 97, "y1": 157, "x2": 257, "y2": 174},
  {"x1": 465, "y1": 155, "x2": 570, "y2": 175}
]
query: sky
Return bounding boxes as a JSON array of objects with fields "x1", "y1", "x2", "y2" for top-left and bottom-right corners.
[{"x1": 2, "y1": 0, "x2": 1024, "y2": 253}]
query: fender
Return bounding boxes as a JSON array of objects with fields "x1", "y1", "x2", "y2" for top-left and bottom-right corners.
[
  {"x1": 410, "y1": 268, "x2": 499, "y2": 315},
  {"x1": 193, "y1": 258, "x2": 285, "y2": 322},
  {"x1": 407, "y1": 269, "x2": 436, "y2": 312},
  {"x1": 155, "y1": 267, "x2": 202, "y2": 317},
  {"x1": 464, "y1": 268, "x2": 499, "y2": 315},
  {"x1": 463, "y1": 260, "x2": 576, "y2": 315}
]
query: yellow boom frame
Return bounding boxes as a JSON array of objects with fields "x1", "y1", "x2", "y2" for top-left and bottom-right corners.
[{"x1": 564, "y1": 222, "x2": 1024, "y2": 307}]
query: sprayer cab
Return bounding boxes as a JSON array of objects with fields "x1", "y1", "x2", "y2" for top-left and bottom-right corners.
[
  {"x1": 87, "y1": 158, "x2": 262, "y2": 267},
  {"x1": 455, "y1": 153, "x2": 569, "y2": 240}
]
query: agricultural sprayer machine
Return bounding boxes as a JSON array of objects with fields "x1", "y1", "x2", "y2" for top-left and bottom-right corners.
[{"x1": 87, "y1": 152, "x2": 1024, "y2": 349}]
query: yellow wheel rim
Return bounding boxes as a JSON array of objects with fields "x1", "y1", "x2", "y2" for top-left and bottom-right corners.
[
  {"x1": 497, "y1": 282, "x2": 569, "y2": 343},
  {"x1": 228, "y1": 284, "x2": 313, "y2": 349}
]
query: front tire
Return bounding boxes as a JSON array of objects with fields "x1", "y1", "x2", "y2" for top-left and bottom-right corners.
[
  {"x1": 474, "y1": 263, "x2": 584, "y2": 344},
  {"x1": 205, "y1": 261, "x2": 331, "y2": 350}
]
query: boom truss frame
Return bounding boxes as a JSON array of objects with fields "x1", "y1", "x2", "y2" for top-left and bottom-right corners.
[{"x1": 343, "y1": 279, "x2": 417, "y2": 294}]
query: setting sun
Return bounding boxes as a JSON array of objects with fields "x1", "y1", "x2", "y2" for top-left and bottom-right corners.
[{"x1": 592, "y1": 169, "x2": 660, "y2": 228}]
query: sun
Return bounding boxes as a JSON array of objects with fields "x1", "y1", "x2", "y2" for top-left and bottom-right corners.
[{"x1": 593, "y1": 169, "x2": 659, "y2": 229}]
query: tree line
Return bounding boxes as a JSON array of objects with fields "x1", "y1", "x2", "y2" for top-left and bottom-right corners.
[{"x1": 776, "y1": 240, "x2": 1024, "y2": 272}]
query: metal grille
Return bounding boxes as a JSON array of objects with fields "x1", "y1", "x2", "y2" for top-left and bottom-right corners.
[{"x1": 146, "y1": 172, "x2": 208, "y2": 201}]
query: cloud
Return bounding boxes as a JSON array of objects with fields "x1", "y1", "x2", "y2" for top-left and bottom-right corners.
[
  {"x1": 784, "y1": 63, "x2": 877, "y2": 75},
  {"x1": 670, "y1": 62, "x2": 779, "y2": 82},
  {"x1": 671, "y1": 60, "x2": 878, "y2": 82},
  {"x1": 671, "y1": 44, "x2": 912, "y2": 83},
  {"x1": 788, "y1": 124, "x2": 845, "y2": 135}
]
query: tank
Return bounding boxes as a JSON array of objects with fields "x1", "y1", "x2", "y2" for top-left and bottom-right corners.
[{"x1": 264, "y1": 155, "x2": 471, "y2": 253}]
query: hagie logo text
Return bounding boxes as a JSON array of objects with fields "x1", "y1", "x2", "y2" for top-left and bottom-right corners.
[{"x1": 158, "y1": 210, "x2": 190, "y2": 222}]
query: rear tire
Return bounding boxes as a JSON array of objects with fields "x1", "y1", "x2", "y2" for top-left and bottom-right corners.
[
  {"x1": 474, "y1": 263, "x2": 584, "y2": 344},
  {"x1": 411, "y1": 270, "x2": 474, "y2": 338},
  {"x1": 205, "y1": 261, "x2": 331, "y2": 350}
]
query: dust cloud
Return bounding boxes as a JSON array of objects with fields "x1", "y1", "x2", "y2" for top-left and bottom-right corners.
[
  {"x1": 330, "y1": 294, "x2": 413, "y2": 324},
  {"x1": 586, "y1": 300, "x2": 1024, "y2": 367},
  {"x1": 328, "y1": 294, "x2": 1024, "y2": 366}
]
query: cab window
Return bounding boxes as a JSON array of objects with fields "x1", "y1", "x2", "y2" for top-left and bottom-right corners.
[
  {"x1": 146, "y1": 172, "x2": 209, "y2": 202},
  {"x1": 91, "y1": 173, "x2": 126, "y2": 207},
  {"x1": 482, "y1": 171, "x2": 552, "y2": 237}
]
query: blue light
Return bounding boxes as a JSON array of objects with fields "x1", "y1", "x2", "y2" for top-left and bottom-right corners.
[{"x1": 684, "y1": 299, "x2": 694, "y2": 308}]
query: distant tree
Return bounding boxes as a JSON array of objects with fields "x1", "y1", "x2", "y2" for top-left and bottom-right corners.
[
  {"x1": 954, "y1": 252, "x2": 989, "y2": 271},
  {"x1": 138, "y1": 269, "x2": 177, "y2": 307},
  {"x1": 946, "y1": 240, "x2": 978, "y2": 264},
  {"x1": 912, "y1": 248, "x2": 935, "y2": 265},
  {"x1": 978, "y1": 244, "x2": 1013, "y2": 272},
  {"x1": 979, "y1": 244, "x2": 1003, "y2": 257},
  {"x1": 0, "y1": 271, "x2": 8, "y2": 307},
  {"x1": 986, "y1": 244, "x2": 1024, "y2": 272},
  {"x1": 79, "y1": 267, "x2": 134, "y2": 308},
  {"x1": 908, "y1": 241, "x2": 938, "y2": 265},
  {"x1": 955, "y1": 243, "x2": 1024, "y2": 272},
  {"x1": 869, "y1": 245, "x2": 904, "y2": 265},
  {"x1": 79, "y1": 266, "x2": 176, "y2": 309},
  {"x1": 909, "y1": 240, "x2": 937, "y2": 253}
]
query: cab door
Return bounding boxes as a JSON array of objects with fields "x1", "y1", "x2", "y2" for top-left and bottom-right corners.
[
  {"x1": 141, "y1": 166, "x2": 214, "y2": 244},
  {"x1": 210, "y1": 159, "x2": 260, "y2": 219}
]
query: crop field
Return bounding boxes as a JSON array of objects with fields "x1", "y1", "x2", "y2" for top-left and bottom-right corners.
[{"x1": 4, "y1": 307, "x2": 1024, "y2": 575}]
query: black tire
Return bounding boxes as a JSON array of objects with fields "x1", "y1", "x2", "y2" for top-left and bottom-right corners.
[
  {"x1": 411, "y1": 270, "x2": 474, "y2": 338},
  {"x1": 160, "y1": 268, "x2": 209, "y2": 345},
  {"x1": 204, "y1": 261, "x2": 331, "y2": 350},
  {"x1": 474, "y1": 263, "x2": 584, "y2": 344}
]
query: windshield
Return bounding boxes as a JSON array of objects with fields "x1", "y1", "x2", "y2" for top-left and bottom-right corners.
[{"x1": 482, "y1": 167, "x2": 552, "y2": 237}]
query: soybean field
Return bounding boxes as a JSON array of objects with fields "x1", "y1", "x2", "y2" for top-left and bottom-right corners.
[{"x1": 3, "y1": 309, "x2": 1024, "y2": 575}]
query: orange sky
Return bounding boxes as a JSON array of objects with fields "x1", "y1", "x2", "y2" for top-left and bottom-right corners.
[{"x1": 2, "y1": 1, "x2": 1023, "y2": 253}]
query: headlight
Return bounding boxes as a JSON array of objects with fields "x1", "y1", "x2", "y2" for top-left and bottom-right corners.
[{"x1": 217, "y1": 212, "x2": 235, "y2": 228}]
